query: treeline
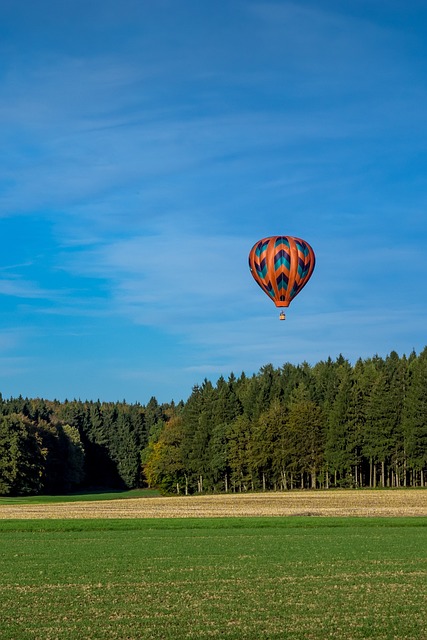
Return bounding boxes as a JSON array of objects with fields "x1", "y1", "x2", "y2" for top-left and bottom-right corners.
[
  {"x1": 0, "y1": 348, "x2": 426, "y2": 496},
  {"x1": 143, "y1": 348, "x2": 427, "y2": 493},
  {"x1": 0, "y1": 396, "x2": 171, "y2": 495}
]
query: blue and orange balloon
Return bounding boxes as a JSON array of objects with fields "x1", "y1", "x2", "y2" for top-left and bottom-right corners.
[{"x1": 248, "y1": 236, "x2": 315, "y2": 318}]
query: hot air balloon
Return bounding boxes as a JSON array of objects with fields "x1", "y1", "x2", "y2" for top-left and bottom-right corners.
[{"x1": 248, "y1": 236, "x2": 315, "y2": 320}]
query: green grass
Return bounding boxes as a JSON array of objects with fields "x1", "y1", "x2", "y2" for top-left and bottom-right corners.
[
  {"x1": 0, "y1": 488, "x2": 161, "y2": 505},
  {"x1": 0, "y1": 517, "x2": 426, "y2": 639}
]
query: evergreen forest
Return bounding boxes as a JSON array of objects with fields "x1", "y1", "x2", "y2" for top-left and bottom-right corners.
[{"x1": 1, "y1": 348, "x2": 426, "y2": 496}]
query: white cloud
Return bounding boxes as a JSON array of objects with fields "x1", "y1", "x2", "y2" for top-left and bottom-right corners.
[
  {"x1": 0, "y1": 277, "x2": 56, "y2": 300},
  {"x1": 0, "y1": 0, "x2": 426, "y2": 403},
  {"x1": 65, "y1": 230, "x2": 254, "y2": 322},
  {"x1": 0, "y1": 329, "x2": 25, "y2": 353},
  {"x1": 0, "y1": 357, "x2": 32, "y2": 378},
  {"x1": 2, "y1": 29, "x2": 423, "y2": 229}
]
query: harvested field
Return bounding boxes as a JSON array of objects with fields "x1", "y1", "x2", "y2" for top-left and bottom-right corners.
[{"x1": 0, "y1": 488, "x2": 426, "y2": 519}]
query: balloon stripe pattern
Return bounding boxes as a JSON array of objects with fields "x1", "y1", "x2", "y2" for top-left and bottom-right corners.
[{"x1": 248, "y1": 236, "x2": 315, "y2": 308}]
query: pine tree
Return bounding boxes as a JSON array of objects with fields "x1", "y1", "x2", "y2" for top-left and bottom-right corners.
[
  {"x1": 403, "y1": 348, "x2": 427, "y2": 485},
  {"x1": 325, "y1": 360, "x2": 358, "y2": 486},
  {"x1": 312, "y1": 357, "x2": 341, "y2": 410},
  {"x1": 287, "y1": 384, "x2": 324, "y2": 489},
  {"x1": 254, "y1": 398, "x2": 289, "y2": 490},
  {"x1": 364, "y1": 372, "x2": 394, "y2": 487},
  {"x1": 226, "y1": 414, "x2": 253, "y2": 492},
  {"x1": 109, "y1": 410, "x2": 140, "y2": 488}
]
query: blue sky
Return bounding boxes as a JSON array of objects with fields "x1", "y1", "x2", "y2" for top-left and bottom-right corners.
[{"x1": 1, "y1": 0, "x2": 426, "y2": 404}]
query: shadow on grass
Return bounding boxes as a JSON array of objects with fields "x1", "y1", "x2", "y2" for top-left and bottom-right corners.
[{"x1": 0, "y1": 488, "x2": 162, "y2": 505}]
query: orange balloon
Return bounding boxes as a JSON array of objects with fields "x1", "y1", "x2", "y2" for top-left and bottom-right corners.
[{"x1": 249, "y1": 236, "x2": 315, "y2": 308}]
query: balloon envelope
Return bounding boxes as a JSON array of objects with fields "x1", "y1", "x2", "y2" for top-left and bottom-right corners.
[{"x1": 248, "y1": 236, "x2": 315, "y2": 308}]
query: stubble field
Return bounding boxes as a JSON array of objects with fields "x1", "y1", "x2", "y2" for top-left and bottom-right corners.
[{"x1": 0, "y1": 488, "x2": 426, "y2": 519}]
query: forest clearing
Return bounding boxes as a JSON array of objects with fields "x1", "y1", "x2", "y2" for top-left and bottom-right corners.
[{"x1": 1, "y1": 488, "x2": 426, "y2": 519}]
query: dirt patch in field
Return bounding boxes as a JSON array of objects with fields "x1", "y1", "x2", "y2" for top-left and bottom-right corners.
[{"x1": 0, "y1": 489, "x2": 426, "y2": 519}]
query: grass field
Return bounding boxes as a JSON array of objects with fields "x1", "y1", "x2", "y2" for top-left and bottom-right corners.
[
  {"x1": 0, "y1": 488, "x2": 161, "y2": 506},
  {"x1": 0, "y1": 491, "x2": 426, "y2": 639},
  {"x1": 0, "y1": 517, "x2": 426, "y2": 639}
]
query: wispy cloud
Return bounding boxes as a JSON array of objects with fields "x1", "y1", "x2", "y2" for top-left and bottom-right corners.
[
  {"x1": 63, "y1": 230, "x2": 253, "y2": 321},
  {"x1": 55, "y1": 218, "x2": 426, "y2": 379},
  {"x1": 0, "y1": 329, "x2": 25, "y2": 352},
  {"x1": 0, "y1": 0, "x2": 426, "y2": 402},
  {"x1": 0, "y1": 357, "x2": 32, "y2": 379},
  {"x1": 250, "y1": 2, "x2": 407, "y2": 82},
  {"x1": 2, "y1": 8, "x2": 424, "y2": 231},
  {"x1": 0, "y1": 277, "x2": 57, "y2": 300}
]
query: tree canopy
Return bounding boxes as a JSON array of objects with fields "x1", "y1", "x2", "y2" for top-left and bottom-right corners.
[{"x1": 1, "y1": 348, "x2": 426, "y2": 496}]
